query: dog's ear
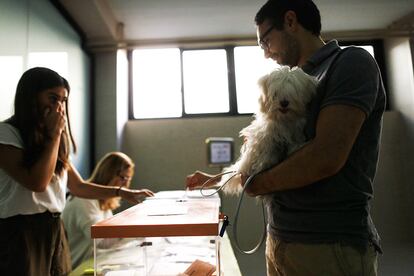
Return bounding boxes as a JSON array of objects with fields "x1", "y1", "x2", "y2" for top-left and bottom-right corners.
[
  {"x1": 257, "y1": 74, "x2": 269, "y2": 91},
  {"x1": 257, "y1": 74, "x2": 269, "y2": 114}
]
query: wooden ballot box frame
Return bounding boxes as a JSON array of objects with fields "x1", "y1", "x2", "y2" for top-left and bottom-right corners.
[{"x1": 91, "y1": 196, "x2": 222, "y2": 276}]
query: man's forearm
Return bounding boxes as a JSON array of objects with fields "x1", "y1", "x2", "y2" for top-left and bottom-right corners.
[
  {"x1": 246, "y1": 105, "x2": 366, "y2": 196},
  {"x1": 246, "y1": 140, "x2": 339, "y2": 196}
]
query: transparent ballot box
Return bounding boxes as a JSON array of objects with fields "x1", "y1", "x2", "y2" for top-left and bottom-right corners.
[{"x1": 91, "y1": 192, "x2": 222, "y2": 276}]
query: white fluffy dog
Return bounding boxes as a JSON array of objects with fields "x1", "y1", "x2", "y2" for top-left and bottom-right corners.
[{"x1": 219, "y1": 66, "x2": 317, "y2": 195}]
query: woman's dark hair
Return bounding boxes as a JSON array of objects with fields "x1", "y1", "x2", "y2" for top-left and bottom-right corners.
[
  {"x1": 6, "y1": 67, "x2": 76, "y2": 176},
  {"x1": 255, "y1": 0, "x2": 321, "y2": 36}
]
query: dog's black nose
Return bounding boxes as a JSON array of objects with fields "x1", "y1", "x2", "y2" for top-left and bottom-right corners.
[{"x1": 280, "y1": 100, "x2": 289, "y2": 108}]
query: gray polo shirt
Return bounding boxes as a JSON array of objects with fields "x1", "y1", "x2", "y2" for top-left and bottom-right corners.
[{"x1": 267, "y1": 40, "x2": 386, "y2": 251}]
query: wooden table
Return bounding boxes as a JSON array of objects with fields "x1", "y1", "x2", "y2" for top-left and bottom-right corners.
[{"x1": 70, "y1": 190, "x2": 242, "y2": 276}]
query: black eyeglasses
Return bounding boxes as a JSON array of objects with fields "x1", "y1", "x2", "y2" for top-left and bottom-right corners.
[{"x1": 258, "y1": 24, "x2": 277, "y2": 50}]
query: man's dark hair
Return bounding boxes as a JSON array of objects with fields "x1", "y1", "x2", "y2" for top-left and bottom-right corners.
[{"x1": 255, "y1": 0, "x2": 321, "y2": 36}]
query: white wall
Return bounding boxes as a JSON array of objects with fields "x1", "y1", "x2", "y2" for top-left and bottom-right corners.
[{"x1": 0, "y1": 0, "x2": 91, "y2": 176}]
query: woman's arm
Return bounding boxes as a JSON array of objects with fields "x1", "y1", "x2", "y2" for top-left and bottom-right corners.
[
  {"x1": 67, "y1": 163, "x2": 154, "y2": 204},
  {"x1": 0, "y1": 103, "x2": 66, "y2": 192},
  {"x1": 0, "y1": 135, "x2": 61, "y2": 192}
]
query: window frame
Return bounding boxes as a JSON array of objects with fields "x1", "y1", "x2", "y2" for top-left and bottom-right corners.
[{"x1": 128, "y1": 39, "x2": 388, "y2": 120}]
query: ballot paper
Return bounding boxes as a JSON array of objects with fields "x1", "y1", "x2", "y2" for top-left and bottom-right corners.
[
  {"x1": 150, "y1": 189, "x2": 219, "y2": 200},
  {"x1": 146, "y1": 204, "x2": 189, "y2": 216},
  {"x1": 105, "y1": 270, "x2": 140, "y2": 276}
]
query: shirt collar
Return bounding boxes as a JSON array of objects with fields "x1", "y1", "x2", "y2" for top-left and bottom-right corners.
[{"x1": 302, "y1": 40, "x2": 341, "y2": 73}]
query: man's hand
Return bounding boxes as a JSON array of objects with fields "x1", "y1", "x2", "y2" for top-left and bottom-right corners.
[
  {"x1": 240, "y1": 173, "x2": 259, "y2": 196},
  {"x1": 185, "y1": 170, "x2": 216, "y2": 190}
]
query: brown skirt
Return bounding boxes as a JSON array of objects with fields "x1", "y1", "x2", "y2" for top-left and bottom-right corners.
[{"x1": 0, "y1": 211, "x2": 72, "y2": 276}]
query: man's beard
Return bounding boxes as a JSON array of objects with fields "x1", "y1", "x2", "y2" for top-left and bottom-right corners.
[{"x1": 278, "y1": 31, "x2": 300, "y2": 67}]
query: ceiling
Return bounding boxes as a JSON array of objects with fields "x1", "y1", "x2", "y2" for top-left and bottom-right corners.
[{"x1": 57, "y1": 0, "x2": 414, "y2": 51}]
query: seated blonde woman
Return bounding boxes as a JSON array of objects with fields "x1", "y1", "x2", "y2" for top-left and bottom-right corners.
[{"x1": 62, "y1": 152, "x2": 154, "y2": 268}]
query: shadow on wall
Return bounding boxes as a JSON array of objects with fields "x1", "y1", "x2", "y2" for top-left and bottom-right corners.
[{"x1": 372, "y1": 111, "x2": 414, "y2": 276}]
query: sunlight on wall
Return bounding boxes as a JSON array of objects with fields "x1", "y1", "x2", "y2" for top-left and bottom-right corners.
[
  {"x1": 341, "y1": 45, "x2": 375, "y2": 58},
  {"x1": 234, "y1": 46, "x2": 278, "y2": 114},
  {"x1": 384, "y1": 38, "x2": 414, "y2": 114},
  {"x1": 117, "y1": 49, "x2": 129, "y2": 150},
  {"x1": 0, "y1": 56, "x2": 23, "y2": 120},
  {"x1": 28, "y1": 52, "x2": 68, "y2": 79},
  {"x1": 183, "y1": 49, "x2": 229, "y2": 114},
  {"x1": 132, "y1": 48, "x2": 182, "y2": 119}
]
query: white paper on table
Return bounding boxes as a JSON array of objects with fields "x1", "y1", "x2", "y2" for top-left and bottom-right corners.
[
  {"x1": 105, "y1": 270, "x2": 139, "y2": 276},
  {"x1": 150, "y1": 190, "x2": 219, "y2": 199},
  {"x1": 146, "y1": 205, "x2": 188, "y2": 216},
  {"x1": 149, "y1": 262, "x2": 190, "y2": 276}
]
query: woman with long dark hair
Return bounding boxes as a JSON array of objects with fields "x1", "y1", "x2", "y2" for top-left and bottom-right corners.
[{"x1": 0, "y1": 67, "x2": 154, "y2": 275}]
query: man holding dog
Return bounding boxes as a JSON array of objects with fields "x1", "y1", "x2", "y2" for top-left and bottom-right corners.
[{"x1": 186, "y1": 0, "x2": 385, "y2": 275}]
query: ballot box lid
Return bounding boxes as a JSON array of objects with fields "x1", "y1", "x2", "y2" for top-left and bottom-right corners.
[{"x1": 91, "y1": 197, "x2": 220, "y2": 238}]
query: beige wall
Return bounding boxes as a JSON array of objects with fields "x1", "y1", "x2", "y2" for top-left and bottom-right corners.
[
  {"x1": 385, "y1": 37, "x2": 414, "y2": 116},
  {"x1": 121, "y1": 116, "x2": 267, "y2": 275},
  {"x1": 377, "y1": 37, "x2": 414, "y2": 243}
]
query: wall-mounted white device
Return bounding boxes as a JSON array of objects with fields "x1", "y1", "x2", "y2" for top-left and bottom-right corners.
[{"x1": 205, "y1": 137, "x2": 234, "y2": 167}]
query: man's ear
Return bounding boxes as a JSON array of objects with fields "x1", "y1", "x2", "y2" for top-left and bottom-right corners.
[{"x1": 284, "y1": 10, "x2": 298, "y2": 31}]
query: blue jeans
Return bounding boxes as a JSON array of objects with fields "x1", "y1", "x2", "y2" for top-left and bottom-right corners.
[{"x1": 266, "y1": 235, "x2": 378, "y2": 276}]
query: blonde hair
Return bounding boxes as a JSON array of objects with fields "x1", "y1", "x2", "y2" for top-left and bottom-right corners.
[{"x1": 88, "y1": 152, "x2": 135, "y2": 211}]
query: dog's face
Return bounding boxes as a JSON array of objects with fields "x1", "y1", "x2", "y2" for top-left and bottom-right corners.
[{"x1": 257, "y1": 66, "x2": 317, "y2": 121}]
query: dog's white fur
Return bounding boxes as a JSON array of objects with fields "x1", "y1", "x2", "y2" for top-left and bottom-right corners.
[{"x1": 220, "y1": 66, "x2": 317, "y2": 195}]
